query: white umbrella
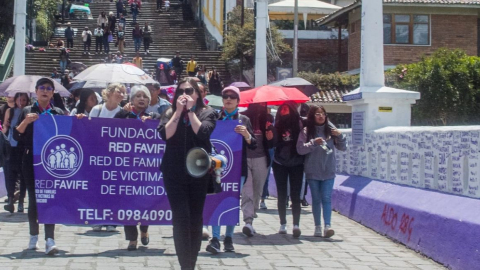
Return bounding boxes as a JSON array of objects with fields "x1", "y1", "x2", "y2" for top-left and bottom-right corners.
[
  {"x1": 0, "y1": 75, "x2": 71, "y2": 97},
  {"x1": 74, "y1": 64, "x2": 156, "y2": 85}
]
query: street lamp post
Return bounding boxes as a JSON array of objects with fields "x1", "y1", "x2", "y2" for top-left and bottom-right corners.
[{"x1": 292, "y1": 0, "x2": 298, "y2": 77}]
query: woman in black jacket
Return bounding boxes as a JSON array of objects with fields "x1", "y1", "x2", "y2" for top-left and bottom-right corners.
[
  {"x1": 114, "y1": 85, "x2": 154, "y2": 250},
  {"x1": 272, "y1": 101, "x2": 305, "y2": 238},
  {"x1": 14, "y1": 78, "x2": 65, "y2": 255},
  {"x1": 157, "y1": 78, "x2": 217, "y2": 270}
]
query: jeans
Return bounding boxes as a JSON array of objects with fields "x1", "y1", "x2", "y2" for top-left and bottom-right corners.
[
  {"x1": 134, "y1": 37, "x2": 142, "y2": 52},
  {"x1": 164, "y1": 175, "x2": 208, "y2": 269},
  {"x1": 212, "y1": 225, "x2": 234, "y2": 239},
  {"x1": 272, "y1": 163, "x2": 304, "y2": 226},
  {"x1": 23, "y1": 150, "x2": 55, "y2": 239},
  {"x1": 4, "y1": 146, "x2": 26, "y2": 200},
  {"x1": 103, "y1": 37, "x2": 110, "y2": 53},
  {"x1": 144, "y1": 38, "x2": 150, "y2": 51},
  {"x1": 307, "y1": 178, "x2": 334, "y2": 227},
  {"x1": 83, "y1": 41, "x2": 90, "y2": 52},
  {"x1": 95, "y1": 37, "x2": 103, "y2": 52},
  {"x1": 132, "y1": 10, "x2": 138, "y2": 23},
  {"x1": 261, "y1": 148, "x2": 274, "y2": 199},
  {"x1": 59, "y1": 60, "x2": 67, "y2": 74},
  {"x1": 66, "y1": 38, "x2": 73, "y2": 48}
]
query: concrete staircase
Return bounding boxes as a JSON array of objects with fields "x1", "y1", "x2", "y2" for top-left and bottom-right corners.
[{"x1": 23, "y1": 0, "x2": 230, "y2": 85}]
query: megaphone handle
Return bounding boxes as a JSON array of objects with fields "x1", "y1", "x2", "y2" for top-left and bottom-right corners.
[{"x1": 215, "y1": 170, "x2": 222, "y2": 183}]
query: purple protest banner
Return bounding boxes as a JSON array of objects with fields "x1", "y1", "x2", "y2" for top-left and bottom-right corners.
[{"x1": 33, "y1": 115, "x2": 242, "y2": 226}]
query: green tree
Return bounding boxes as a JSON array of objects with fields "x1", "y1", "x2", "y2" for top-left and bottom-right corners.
[
  {"x1": 0, "y1": 0, "x2": 15, "y2": 41},
  {"x1": 386, "y1": 48, "x2": 480, "y2": 125},
  {"x1": 33, "y1": 0, "x2": 62, "y2": 41},
  {"x1": 222, "y1": 6, "x2": 291, "y2": 81}
]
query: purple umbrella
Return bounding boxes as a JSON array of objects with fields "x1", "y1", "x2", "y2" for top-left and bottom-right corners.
[{"x1": 229, "y1": 82, "x2": 250, "y2": 88}]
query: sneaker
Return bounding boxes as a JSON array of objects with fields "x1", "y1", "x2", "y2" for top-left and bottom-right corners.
[
  {"x1": 28, "y1": 235, "x2": 39, "y2": 250},
  {"x1": 223, "y1": 236, "x2": 235, "y2": 252},
  {"x1": 292, "y1": 225, "x2": 301, "y2": 238},
  {"x1": 106, "y1": 226, "x2": 116, "y2": 232},
  {"x1": 242, "y1": 223, "x2": 255, "y2": 237},
  {"x1": 324, "y1": 225, "x2": 335, "y2": 238},
  {"x1": 17, "y1": 202, "x2": 24, "y2": 213},
  {"x1": 314, "y1": 225, "x2": 322, "y2": 237},
  {"x1": 278, "y1": 224, "x2": 287, "y2": 234},
  {"x1": 260, "y1": 201, "x2": 267, "y2": 209},
  {"x1": 206, "y1": 237, "x2": 221, "y2": 255},
  {"x1": 92, "y1": 226, "x2": 102, "y2": 231},
  {"x1": 45, "y1": 238, "x2": 58, "y2": 255},
  {"x1": 202, "y1": 226, "x2": 210, "y2": 240},
  {"x1": 301, "y1": 199, "x2": 309, "y2": 207}
]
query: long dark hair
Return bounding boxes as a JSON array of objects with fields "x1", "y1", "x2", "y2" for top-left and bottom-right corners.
[
  {"x1": 171, "y1": 78, "x2": 206, "y2": 113},
  {"x1": 275, "y1": 101, "x2": 301, "y2": 154},
  {"x1": 13, "y1": 93, "x2": 30, "y2": 108},
  {"x1": 76, "y1": 89, "x2": 96, "y2": 114},
  {"x1": 306, "y1": 105, "x2": 331, "y2": 141},
  {"x1": 242, "y1": 103, "x2": 267, "y2": 132},
  {"x1": 52, "y1": 93, "x2": 67, "y2": 112}
]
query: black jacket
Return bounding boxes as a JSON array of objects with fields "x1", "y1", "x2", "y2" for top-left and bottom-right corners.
[
  {"x1": 241, "y1": 110, "x2": 275, "y2": 167},
  {"x1": 157, "y1": 107, "x2": 218, "y2": 180},
  {"x1": 217, "y1": 112, "x2": 257, "y2": 178},
  {"x1": 13, "y1": 104, "x2": 65, "y2": 151},
  {"x1": 114, "y1": 109, "x2": 160, "y2": 120}
]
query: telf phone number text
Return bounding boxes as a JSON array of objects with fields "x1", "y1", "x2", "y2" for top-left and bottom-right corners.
[{"x1": 78, "y1": 209, "x2": 172, "y2": 221}]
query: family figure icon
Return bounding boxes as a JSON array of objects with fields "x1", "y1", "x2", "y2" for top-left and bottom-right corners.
[{"x1": 46, "y1": 144, "x2": 78, "y2": 170}]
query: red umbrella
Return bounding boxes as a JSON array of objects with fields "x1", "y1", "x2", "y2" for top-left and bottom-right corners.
[{"x1": 238, "y1": 85, "x2": 309, "y2": 107}]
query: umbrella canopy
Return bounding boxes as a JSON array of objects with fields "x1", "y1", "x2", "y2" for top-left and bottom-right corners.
[
  {"x1": 74, "y1": 64, "x2": 156, "y2": 85},
  {"x1": 0, "y1": 75, "x2": 71, "y2": 97},
  {"x1": 68, "y1": 81, "x2": 107, "y2": 93},
  {"x1": 69, "y1": 62, "x2": 88, "y2": 71},
  {"x1": 229, "y1": 82, "x2": 250, "y2": 88},
  {"x1": 269, "y1": 77, "x2": 320, "y2": 97},
  {"x1": 239, "y1": 85, "x2": 309, "y2": 107},
  {"x1": 205, "y1": 94, "x2": 223, "y2": 109}
]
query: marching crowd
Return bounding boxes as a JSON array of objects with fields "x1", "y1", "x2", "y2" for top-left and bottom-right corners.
[{"x1": 1, "y1": 76, "x2": 347, "y2": 270}]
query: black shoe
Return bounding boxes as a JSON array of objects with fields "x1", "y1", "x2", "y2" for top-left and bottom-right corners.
[
  {"x1": 223, "y1": 236, "x2": 235, "y2": 252},
  {"x1": 17, "y1": 202, "x2": 24, "y2": 213},
  {"x1": 3, "y1": 198, "x2": 14, "y2": 213},
  {"x1": 141, "y1": 235, "x2": 149, "y2": 246},
  {"x1": 301, "y1": 199, "x2": 309, "y2": 207},
  {"x1": 127, "y1": 244, "x2": 137, "y2": 251},
  {"x1": 206, "y1": 237, "x2": 221, "y2": 255}
]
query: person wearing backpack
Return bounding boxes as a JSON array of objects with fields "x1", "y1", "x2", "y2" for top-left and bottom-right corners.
[
  {"x1": 58, "y1": 47, "x2": 69, "y2": 74},
  {"x1": 132, "y1": 23, "x2": 143, "y2": 53},
  {"x1": 82, "y1": 27, "x2": 93, "y2": 55},
  {"x1": 142, "y1": 22, "x2": 152, "y2": 55},
  {"x1": 2, "y1": 93, "x2": 30, "y2": 214}
]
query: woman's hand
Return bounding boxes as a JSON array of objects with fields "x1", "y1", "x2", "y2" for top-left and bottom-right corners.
[
  {"x1": 234, "y1": 125, "x2": 250, "y2": 138},
  {"x1": 313, "y1": 137, "x2": 325, "y2": 145},
  {"x1": 331, "y1": 128, "x2": 341, "y2": 137},
  {"x1": 176, "y1": 95, "x2": 186, "y2": 111},
  {"x1": 123, "y1": 102, "x2": 132, "y2": 112},
  {"x1": 24, "y1": 113, "x2": 39, "y2": 124},
  {"x1": 75, "y1": 114, "x2": 87, "y2": 119},
  {"x1": 141, "y1": 115, "x2": 152, "y2": 122},
  {"x1": 185, "y1": 95, "x2": 195, "y2": 110}
]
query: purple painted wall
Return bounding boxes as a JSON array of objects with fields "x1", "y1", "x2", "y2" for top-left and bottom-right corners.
[{"x1": 332, "y1": 174, "x2": 480, "y2": 270}]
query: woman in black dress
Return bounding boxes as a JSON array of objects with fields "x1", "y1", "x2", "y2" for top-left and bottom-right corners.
[{"x1": 157, "y1": 78, "x2": 217, "y2": 270}]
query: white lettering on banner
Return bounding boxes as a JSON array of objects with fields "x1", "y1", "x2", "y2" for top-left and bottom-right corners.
[
  {"x1": 221, "y1": 182, "x2": 239, "y2": 192},
  {"x1": 100, "y1": 127, "x2": 163, "y2": 140},
  {"x1": 35, "y1": 179, "x2": 88, "y2": 190},
  {"x1": 118, "y1": 185, "x2": 166, "y2": 196},
  {"x1": 120, "y1": 171, "x2": 163, "y2": 181},
  {"x1": 132, "y1": 157, "x2": 161, "y2": 167},
  {"x1": 89, "y1": 156, "x2": 112, "y2": 166}
]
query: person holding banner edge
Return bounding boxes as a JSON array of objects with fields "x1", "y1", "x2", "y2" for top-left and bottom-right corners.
[
  {"x1": 114, "y1": 85, "x2": 155, "y2": 251},
  {"x1": 157, "y1": 78, "x2": 217, "y2": 270},
  {"x1": 14, "y1": 78, "x2": 65, "y2": 255},
  {"x1": 205, "y1": 86, "x2": 257, "y2": 254}
]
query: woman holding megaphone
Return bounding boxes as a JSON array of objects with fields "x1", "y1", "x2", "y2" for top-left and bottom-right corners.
[{"x1": 157, "y1": 78, "x2": 217, "y2": 270}]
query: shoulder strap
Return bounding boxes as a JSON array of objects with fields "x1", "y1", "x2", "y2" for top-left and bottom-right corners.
[{"x1": 97, "y1": 104, "x2": 103, "y2": 117}]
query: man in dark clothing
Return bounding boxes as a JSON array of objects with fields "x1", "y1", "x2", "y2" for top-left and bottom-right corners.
[
  {"x1": 156, "y1": 0, "x2": 163, "y2": 10},
  {"x1": 116, "y1": 0, "x2": 124, "y2": 18},
  {"x1": 64, "y1": 23, "x2": 74, "y2": 48},
  {"x1": 171, "y1": 51, "x2": 183, "y2": 81}
]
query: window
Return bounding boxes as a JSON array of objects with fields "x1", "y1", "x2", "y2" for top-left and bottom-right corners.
[{"x1": 383, "y1": 14, "x2": 430, "y2": 45}]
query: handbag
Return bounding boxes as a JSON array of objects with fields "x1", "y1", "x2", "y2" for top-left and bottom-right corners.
[{"x1": 108, "y1": 34, "x2": 113, "y2": 43}]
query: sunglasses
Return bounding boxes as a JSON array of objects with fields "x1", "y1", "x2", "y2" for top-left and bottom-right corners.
[
  {"x1": 38, "y1": 85, "x2": 54, "y2": 91},
  {"x1": 177, "y1": 87, "x2": 194, "y2": 95},
  {"x1": 222, "y1": 94, "x2": 238, "y2": 100},
  {"x1": 315, "y1": 112, "x2": 326, "y2": 117}
]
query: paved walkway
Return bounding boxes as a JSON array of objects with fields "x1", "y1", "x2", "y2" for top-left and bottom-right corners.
[{"x1": 0, "y1": 197, "x2": 445, "y2": 270}]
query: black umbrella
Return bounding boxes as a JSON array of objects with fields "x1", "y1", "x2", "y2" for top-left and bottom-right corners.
[{"x1": 269, "y1": 77, "x2": 320, "y2": 97}]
